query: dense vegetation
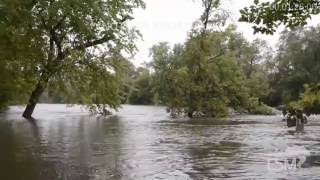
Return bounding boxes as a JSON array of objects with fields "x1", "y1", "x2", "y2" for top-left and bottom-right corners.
[
  {"x1": 0, "y1": 0, "x2": 144, "y2": 118},
  {"x1": 266, "y1": 27, "x2": 320, "y2": 106},
  {"x1": 239, "y1": 0, "x2": 320, "y2": 34},
  {"x1": 0, "y1": 0, "x2": 320, "y2": 120},
  {"x1": 148, "y1": 27, "x2": 274, "y2": 117},
  {"x1": 240, "y1": 0, "x2": 320, "y2": 121}
]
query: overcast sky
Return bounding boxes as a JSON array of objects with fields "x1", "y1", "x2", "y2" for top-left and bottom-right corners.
[{"x1": 129, "y1": 0, "x2": 320, "y2": 66}]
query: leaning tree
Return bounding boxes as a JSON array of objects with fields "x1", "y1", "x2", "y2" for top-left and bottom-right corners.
[{"x1": 0, "y1": 0, "x2": 144, "y2": 118}]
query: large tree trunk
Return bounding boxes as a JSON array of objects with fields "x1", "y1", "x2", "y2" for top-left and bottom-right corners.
[{"x1": 23, "y1": 75, "x2": 49, "y2": 119}]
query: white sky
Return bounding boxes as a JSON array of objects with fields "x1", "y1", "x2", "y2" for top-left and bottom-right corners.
[{"x1": 130, "y1": 0, "x2": 320, "y2": 66}]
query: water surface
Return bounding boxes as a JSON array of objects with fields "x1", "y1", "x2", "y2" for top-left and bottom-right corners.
[{"x1": 1, "y1": 104, "x2": 320, "y2": 180}]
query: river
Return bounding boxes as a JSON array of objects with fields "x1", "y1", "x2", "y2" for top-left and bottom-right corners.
[{"x1": 0, "y1": 104, "x2": 320, "y2": 180}]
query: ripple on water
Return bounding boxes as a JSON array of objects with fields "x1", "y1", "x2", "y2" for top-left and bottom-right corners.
[{"x1": 1, "y1": 105, "x2": 320, "y2": 179}]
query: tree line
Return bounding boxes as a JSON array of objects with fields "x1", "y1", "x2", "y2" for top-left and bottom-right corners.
[
  {"x1": 118, "y1": 24, "x2": 320, "y2": 118},
  {"x1": 1, "y1": 0, "x2": 320, "y2": 119}
]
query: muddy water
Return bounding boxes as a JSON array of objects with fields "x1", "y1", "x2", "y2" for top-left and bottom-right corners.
[{"x1": 0, "y1": 104, "x2": 320, "y2": 180}]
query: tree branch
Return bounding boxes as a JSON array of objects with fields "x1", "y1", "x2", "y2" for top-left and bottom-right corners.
[
  {"x1": 74, "y1": 15, "x2": 132, "y2": 50},
  {"x1": 50, "y1": 29, "x2": 63, "y2": 58},
  {"x1": 59, "y1": 15, "x2": 133, "y2": 63},
  {"x1": 202, "y1": 0, "x2": 213, "y2": 33},
  {"x1": 77, "y1": 33, "x2": 115, "y2": 50},
  {"x1": 53, "y1": 15, "x2": 66, "y2": 31},
  {"x1": 207, "y1": 48, "x2": 225, "y2": 63}
]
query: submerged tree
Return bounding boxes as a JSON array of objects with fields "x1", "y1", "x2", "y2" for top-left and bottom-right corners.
[
  {"x1": 266, "y1": 27, "x2": 320, "y2": 127},
  {"x1": 149, "y1": 0, "x2": 273, "y2": 118},
  {"x1": 0, "y1": 0, "x2": 144, "y2": 118},
  {"x1": 150, "y1": 27, "x2": 274, "y2": 117},
  {"x1": 240, "y1": 0, "x2": 320, "y2": 130}
]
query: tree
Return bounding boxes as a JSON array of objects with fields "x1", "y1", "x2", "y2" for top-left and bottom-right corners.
[
  {"x1": 148, "y1": 0, "x2": 274, "y2": 118},
  {"x1": 265, "y1": 26, "x2": 320, "y2": 105},
  {"x1": 149, "y1": 42, "x2": 176, "y2": 105},
  {"x1": 150, "y1": 25, "x2": 274, "y2": 117},
  {"x1": 0, "y1": 4, "x2": 36, "y2": 111},
  {"x1": 0, "y1": 60, "x2": 20, "y2": 111},
  {"x1": 128, "y1": 67, "x2": 154, "y2": 105},
  {"x1": 299, "y1": 83, "x2": 320, "y2": 116},
  {"x1": 241, "y1": 0, "x2": 320, "y2": 130},
  {"x1": 0, "y1": 0, "x2": 144, "y2": 118},
  {"x1": 225, "y1": 25, "x2": 272, "y2": 102},
  {"x1": 239, "y1": 0, "x2": 320, "y2": 34}
]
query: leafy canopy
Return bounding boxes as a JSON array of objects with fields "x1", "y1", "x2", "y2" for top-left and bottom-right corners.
[
  {"x1": 150, "y1": 25, "x2": 273, "y2": 117},
  {"x1": 0, "y1": 0, "x2": 145, "y2": 113},
  {"x1": 239, "y1": 0, "x2": 320, "y2": 34}
]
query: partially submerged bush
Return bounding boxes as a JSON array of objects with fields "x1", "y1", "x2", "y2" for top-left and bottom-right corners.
[
  {"x1": 249, "y1": 104, "x2": 274, "y2": 115},
  {"x1": 299, "y1": 83, "x2": 320, "y2": 116},
  {"x1": 283, "y1": 106, "x2": 307, "y2": 128},
  {"x1": 282, "y1": 83, "x2": 320, "y2": 129},
  {"x1": 246, "y1": 97, "x2": 274, "y2": 115}
]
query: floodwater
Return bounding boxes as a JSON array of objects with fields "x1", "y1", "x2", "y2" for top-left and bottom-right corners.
[{"x1": 1, "y1": 104, "x2": 320, "y2": 180}]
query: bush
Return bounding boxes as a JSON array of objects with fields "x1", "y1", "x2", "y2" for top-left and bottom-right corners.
[
  {"x1": 246, "y1": 97, "x2": 274, "y2": 115},
  {"x1": 250, "y1": 104, "x2": 274, "y2": 115},
  {"x1": 299, "y1": 83, "x2": 320, "y2": 116}
]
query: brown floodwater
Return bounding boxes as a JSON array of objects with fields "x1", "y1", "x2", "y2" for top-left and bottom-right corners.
[{"x1": 1, "y1": 104, "x2": 320, "y2": 180}]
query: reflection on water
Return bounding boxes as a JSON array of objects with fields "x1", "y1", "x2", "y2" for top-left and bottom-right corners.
[{"x1": 0, "y1": 104, "x2": 320, "y2": 179}]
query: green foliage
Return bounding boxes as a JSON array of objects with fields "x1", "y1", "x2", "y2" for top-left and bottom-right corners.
[
  {"x1": 299, "y1": 83, "x2": 320, "y2": 116},
  {"x1": 246, "y1": 97, "x2": 274, "y2": 115},
  {"x1": 280, "y1": 83, "x2": 320, "y2": 127},
  {"x1": 283, "y1": 106, "x2": 307, "y2": 128},
  {"x1": 239, "y1": 0, "x2": 320, "y2": 117},
  {"x1": 128, "y1": 68, "x2": 154, "y2": 105},
  {"x1": 50, "y1": 51, "x2": 128, "y2": 112},
  {"x1": 0, "y1": 32, "x2": 35, "y2": 110},
  {"x1": 150, "y1": 25, "x2": 272, "y2": 117},
  {"x1": 265, "y1": 26, "x2": 320, "y2": 106},
  {"x1": 239, "y1": 0, "x2": 320, "y2": 34},
  {"x1": 0, "y1": 0, "x2": 145, "y2": 115}
]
